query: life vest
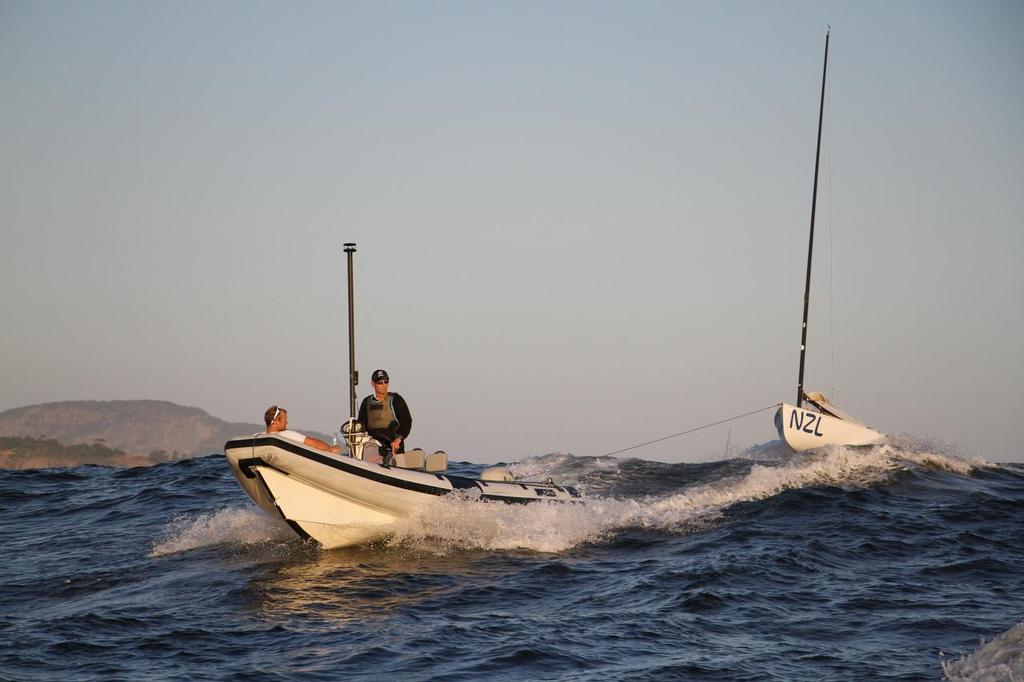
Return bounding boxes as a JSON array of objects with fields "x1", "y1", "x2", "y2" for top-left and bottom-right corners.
[{"x1": 366, "y1": 395, "x2": 398, "y2": 437}]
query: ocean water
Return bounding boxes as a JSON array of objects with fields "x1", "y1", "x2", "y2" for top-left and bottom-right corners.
[{"x1": 1, "y1": 440, "x2": 1022, "y2": 681}]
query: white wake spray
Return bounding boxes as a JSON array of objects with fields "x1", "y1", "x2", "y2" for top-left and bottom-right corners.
[
  {"x1": 884, "y1": 433, "x2": 992, "y2": 475},
  {"x1": 942, "y1": 622, "x2": 1024, "y2": 681},
  {"x1": 149, "y1": 440, "x2": 989, "y2": 557},
  {"x1": 382, "y1": 442, "x2": 988, "y2": 554},
  {"x1": 149, "y1": 506, "x2": 293, "y2": 557}
]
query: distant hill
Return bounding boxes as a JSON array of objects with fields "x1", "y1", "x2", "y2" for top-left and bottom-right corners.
[
  {"x1": 0, "y1": 400, "x2": 327, "y2": 469},
  {"x1": 0, "y1": 436, "x2": 156, "y2": 469}
]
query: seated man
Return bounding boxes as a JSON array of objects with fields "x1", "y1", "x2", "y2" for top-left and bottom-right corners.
[{"x1": 264, "y1": 405, "x2": 340, "y2": 454}]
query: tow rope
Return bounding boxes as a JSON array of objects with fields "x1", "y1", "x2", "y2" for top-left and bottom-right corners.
[{"x1": 595, "y1": 403, "x2": 780, "y2": 458}]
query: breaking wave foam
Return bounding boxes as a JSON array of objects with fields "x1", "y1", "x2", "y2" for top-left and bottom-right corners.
[
  {"x1": 943, "y1": 622, "x2": 1024, "y2": 681},
  {"x1": 384, "y1": 443, "x2": 983, "y2": 554},
  {"x1": 150, "y1": 441, "x2": 987, "y2": 557},
  {"x1": 149, "y1": 506, "x2": 294, "y2": 557}
]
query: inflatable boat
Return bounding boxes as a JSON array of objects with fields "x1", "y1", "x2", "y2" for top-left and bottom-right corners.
[
  {"x1": 225, "y1": 245, "x2": 581, "y2": 549},
  {"x1": 224, "y1": 432, "x2": 582, "y2": 549}
]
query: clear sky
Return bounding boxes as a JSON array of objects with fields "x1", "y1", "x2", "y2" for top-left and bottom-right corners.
[{"x1": 2, "y1": 1, "x2": 1022, "y2": 463}]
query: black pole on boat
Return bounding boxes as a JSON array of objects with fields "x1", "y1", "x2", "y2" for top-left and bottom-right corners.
[
  {"x1": 344, "y1": 243, "x2": 358, "y2": 420},
  {"x1": 796, "y1": 29, "x2": 830, "y2": 409}
]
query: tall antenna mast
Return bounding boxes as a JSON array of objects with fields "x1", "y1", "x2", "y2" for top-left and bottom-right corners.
[
  {"x1": 796, "y1": 29, "x2": 830, "y2": 408},
  {"x1": 343, "y1": 243, "x2": 358, "y2": 420}
]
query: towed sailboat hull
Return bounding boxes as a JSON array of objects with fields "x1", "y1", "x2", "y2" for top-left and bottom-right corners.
[
  {"x1": 773, "y1": 32, "x2": 892, "y2": 451},
  {"x1": 225, "y1": 434, "x2": 581, "y2": 549},
  {"x1": 775, "y1": 402, "x2": 885, "y2": 452}
]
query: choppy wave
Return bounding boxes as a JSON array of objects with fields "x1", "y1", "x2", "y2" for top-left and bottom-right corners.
[
  {"x1": 150, "y1": 440, "x2": 991, "y2": 557},
  {"x1": 3, "y1": 440, "x2": 1021, "y2": 680},
  {"x1": 435, "y1": 443, "x2": 981, "y2": 553}
]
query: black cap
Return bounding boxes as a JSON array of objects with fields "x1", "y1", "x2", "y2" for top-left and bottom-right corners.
[{"x1": 372, "y1": 369, "x2": 389, "y2": 383}]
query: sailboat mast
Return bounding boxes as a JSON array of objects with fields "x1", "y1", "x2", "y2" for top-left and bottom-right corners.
[
  {"x1": 796, "y1": 30, "x2": 830, "y2": 409},
  {"x1": 343, "y1": 242, "x2": 358, "y2": 420}
]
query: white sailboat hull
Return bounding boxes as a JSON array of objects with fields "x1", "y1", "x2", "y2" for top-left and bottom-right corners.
[{"x1": 775, "y1": 403, "x2": 886, "y2": 452}]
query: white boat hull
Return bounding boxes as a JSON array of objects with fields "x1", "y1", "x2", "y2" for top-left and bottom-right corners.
[
  {"x1": 774, "y1": 403, "x2": 886, "y2": 452},
  {"x1": 254, "y1": 466, "x2": 411, "y2": 547},
  {"x1": 225, "y1": 434, "x2": 581, "y2": 549}
]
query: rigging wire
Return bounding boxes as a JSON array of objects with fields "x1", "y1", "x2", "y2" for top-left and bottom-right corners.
[
  {"x1": 827, "y1": 44, "x2": 836, "y2": 400},
  {"x1": 594, "y1": 404, "x2": 779, "y2": 458},
  {"x1": 515, "y1": 404, "x2": 780, "y2": 480}
]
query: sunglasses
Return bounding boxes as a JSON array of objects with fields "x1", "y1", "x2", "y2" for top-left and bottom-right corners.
[
  {"x1": 271, "y1": 407, "x2": 282, "y2": 422},
  {"x1": 374, "y1": 379, "x2": 389, "y2": 385}
]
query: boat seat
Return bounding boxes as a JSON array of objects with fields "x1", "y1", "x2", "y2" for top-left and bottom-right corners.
[
  {"x1": 393, "y1": 449, "x2": 425, "y2": 470},
  {"x1": 480, "y1": 466, "x2": 515, "y2": 482},
  {"x1": 424, "y1": 450, "x2": 448, "y2": 474}
]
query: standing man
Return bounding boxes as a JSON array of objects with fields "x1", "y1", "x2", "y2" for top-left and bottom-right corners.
[{"x1": 357, "y1": 369, "x2": 412, "y2": 457}]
